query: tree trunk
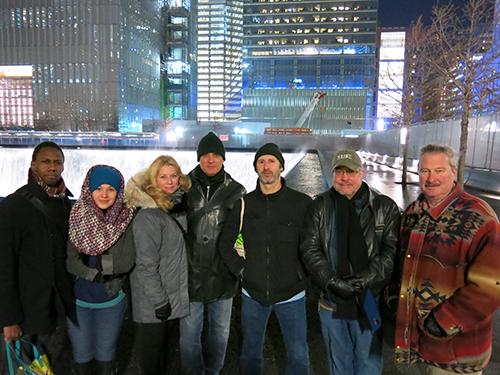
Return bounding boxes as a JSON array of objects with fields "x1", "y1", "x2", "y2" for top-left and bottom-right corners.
[
  {"x1": 401, "y1": 126, "x2": 410, "y2": 185},
  {"x1": 457, "y1": 102, "x2": 471, "y2": 186}
]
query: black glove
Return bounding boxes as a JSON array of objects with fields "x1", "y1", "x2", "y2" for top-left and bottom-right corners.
[
  {"x1": 155, "y1": 303, "x2": 172, "y2": 321},
  {"x1": 424, "y1": 312, "x2": 447, "y2": 337},
  {"x1": 327, "y1": 276, "x2": 363, "y2": 299},
  {"x1": 344, "y1": 275, "x2": 366, "y2": 292}
]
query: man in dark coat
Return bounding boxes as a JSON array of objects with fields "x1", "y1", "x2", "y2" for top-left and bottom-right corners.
[
  {"x1": 219, "y1": 143, "x2": 312, "y2": 375},
  {"x1": 180, "y1": 132, "x2": 246, "y2": 375},
  {"x1": 300, "y1": 149, "x2": 400, "y2": 375},
  {"x1": 0, "y1": 142, "x2": 74, "y2": 375}
]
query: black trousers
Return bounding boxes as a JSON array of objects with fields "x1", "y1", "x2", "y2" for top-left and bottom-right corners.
[{"x1": 135, "y1": 320, "x2": 176, "y2": 375}]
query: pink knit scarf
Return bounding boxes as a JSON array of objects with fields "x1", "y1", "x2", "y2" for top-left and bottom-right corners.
[{"x1": 69, "y1": 165, "x2": 135, "y2": 255}]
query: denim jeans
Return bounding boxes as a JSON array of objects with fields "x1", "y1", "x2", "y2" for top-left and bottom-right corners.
[
  {"x1": 66, "y1": 297, "x2": 127, "y2": 363},
  {"x1": 179, "y1": 298, "x2": 233, "y2": 375},
  {"x1": 240, "y1": 294, "x2": 309, "y2": 375},
  {"x1": 319, "y1": 306, "x2": 383, "y2": 375}
]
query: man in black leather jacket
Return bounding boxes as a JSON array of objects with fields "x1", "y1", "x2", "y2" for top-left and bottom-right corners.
[
  {"x1": 180, "y1": 132, "x2": 246, "y2": 375},
  {"x1": 300, "y1": 149, "x2": 400, "y2": 375}
]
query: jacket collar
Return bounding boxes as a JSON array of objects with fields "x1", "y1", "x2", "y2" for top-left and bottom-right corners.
[
  {"x1": 255, "y1": 177, "x2": 287, "y2": 198},
  {"x1": 416, "y1": 183, "x2": 462, "y2": 220}
]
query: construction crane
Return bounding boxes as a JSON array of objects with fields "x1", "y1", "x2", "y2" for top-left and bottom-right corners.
[{"x1": 294, "y1": 91, "x2": 327, "y2": 128}]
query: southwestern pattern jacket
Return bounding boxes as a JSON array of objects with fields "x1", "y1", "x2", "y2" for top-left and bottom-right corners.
[{"x1": 395, "y1": 185, "x2": 500, "y2": 372}]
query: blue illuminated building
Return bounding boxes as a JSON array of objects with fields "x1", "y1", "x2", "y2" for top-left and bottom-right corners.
[
  {"x1": 0, "y1": 0, "x2": 162, "y2": 132},
  {"x1": 242, "y1": 0, "x2": 378, "y2": 131}
]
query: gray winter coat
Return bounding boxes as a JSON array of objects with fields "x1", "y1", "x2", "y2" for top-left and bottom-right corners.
[{"x1": 125, "y1": 172, "x2": 189, "y2": 323}]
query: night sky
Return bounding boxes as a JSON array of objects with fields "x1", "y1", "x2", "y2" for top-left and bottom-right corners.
[{"x1": 378, "y1": 0, "x2": 469, "y2": 27}]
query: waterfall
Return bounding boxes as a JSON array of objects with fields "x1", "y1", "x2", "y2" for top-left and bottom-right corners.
[{"x1": 0, "y1": 148, "x2": 304, "y2": 198}]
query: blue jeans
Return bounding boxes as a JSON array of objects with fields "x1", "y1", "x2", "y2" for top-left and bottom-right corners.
[
  {"x1": 66, "y1": 297, "x2": 127, "y2": 363},
  {"x1": 179, "y1": 298, "x2": 233, "y2": 375},
  {"x1": 319, "y1": 306, "x2": 383, "y2": 375},
  {"x1": 240, "y1": 294, "x2": 309, "y2": 375}
]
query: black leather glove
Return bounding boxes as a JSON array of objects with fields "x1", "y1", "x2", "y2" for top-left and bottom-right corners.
[
  {"x1": 327, "y1": 276, "x2": 363, "y2": 299},
  {"x1": 155, "y1": 303, "x2": 172, "y2": 321},
  {"x1": 424, "y1": 312, "x2": 447, "y2": 337},
  {"x1": 344, "y1": 276, "x2": 366, "y2": 292}
]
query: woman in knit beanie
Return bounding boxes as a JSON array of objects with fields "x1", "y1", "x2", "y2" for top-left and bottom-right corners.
[
  {"x1": 66, "y1": 165, "x2": 136, "y2": 375},
  {"x1": 124, "y1": 155, "x2": 191, "y2": 375}
]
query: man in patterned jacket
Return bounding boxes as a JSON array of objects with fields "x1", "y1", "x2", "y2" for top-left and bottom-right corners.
[{"x1": 395, "y1": 144, "x2": 500, "y2": 374}]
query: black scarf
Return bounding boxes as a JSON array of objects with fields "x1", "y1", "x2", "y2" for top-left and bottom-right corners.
[
  {"x1": 193, "y1": 165, "x2": 225, "y2": 200},
  {"x1": 330, "y1": 187, "x2": 369, "y2": 318}
]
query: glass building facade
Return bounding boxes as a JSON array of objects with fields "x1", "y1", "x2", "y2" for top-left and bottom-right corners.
[
  {"x1": 162, "y1": 0, "x2": 197, "y2": 121},
  {"x1": 375, "y1": 29, "x2": 406, "y2": 128},
  {"x1": 0, "y1": 65, "x2": 33, "y2": 127},
  {"x1": 197, "y1": 0, "x2": 243, "y2": 122},
  {"x1": 242, "y1": 0, "x2": 378, "y2": 131},
  {"x1": 0, "y1": 0, "x2": 162, "y2": 131}
]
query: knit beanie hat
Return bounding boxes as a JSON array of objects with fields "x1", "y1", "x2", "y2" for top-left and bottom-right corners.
[
  {"x1": 89, "y1": 165, "x2": 122, "y2": 193},
  {"x1": 197, "y1": 132, "x2": 226, "y2": 161},
  {"x1": 253, "y1": 143, "x2": 285, "y2": 170}
]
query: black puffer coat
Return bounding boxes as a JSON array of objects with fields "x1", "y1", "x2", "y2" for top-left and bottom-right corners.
[
  {"x1": 0, "y1": 181, "x2": 75, "y2": 335},
  {"x1": 186, "y1": 169, "x2": 245, "y2": 302},
  {"x1": 300, "y1": 183, "x2": 400, "y2": 297}
]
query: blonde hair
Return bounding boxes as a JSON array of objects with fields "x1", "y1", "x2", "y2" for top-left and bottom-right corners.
[{"x1": 143, "y1": 155, "x2": 191, "y2": 211}]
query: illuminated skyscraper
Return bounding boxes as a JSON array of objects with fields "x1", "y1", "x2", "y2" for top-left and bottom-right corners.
[
  {"x1": 242, "y1": 0, "x2": 378, "y2": 131},
  {"x1": 0, "y1": 0, "x2": 162, "y2": 131},
  {"x1": 162, "y1": 0, "x2": 197, "y2": 121},
  {"x1": 375, "y1": 28, "x2": 406, "y2": 128},
  {"x1": 197, "y1": 0, "x2": 243, "y2": 122}
]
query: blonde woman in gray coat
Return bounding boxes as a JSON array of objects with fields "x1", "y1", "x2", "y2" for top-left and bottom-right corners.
[{"x1": 124, "y1": 155, "x2": 190, "y2": 375}]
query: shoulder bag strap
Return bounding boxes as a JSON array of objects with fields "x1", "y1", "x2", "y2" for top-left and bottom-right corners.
[
  {"x1": 169, "y1": 215, "x2": 187, "y2": 237},
  {"x1": 239, "y1": 197, "x2": 245, "y2": 232},
  {"x1": 18, "y1": 190, "x2": 54, "y2": 221}
]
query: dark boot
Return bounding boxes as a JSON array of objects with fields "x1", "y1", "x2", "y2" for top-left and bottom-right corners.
[
  {"x1": 73, "y1": 361, "x2": 93, "y2": 375},
  {"x1": 95, "y1": 361, "x2": 116, "y2": 375}
]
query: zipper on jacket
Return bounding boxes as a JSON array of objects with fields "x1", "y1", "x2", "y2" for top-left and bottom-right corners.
[
  {"x1": 265, "y1": 195, "x2": 270, "y2": 301},
  {"x1": 206, "y1": 185, "x2": 210, "y2": 201}
]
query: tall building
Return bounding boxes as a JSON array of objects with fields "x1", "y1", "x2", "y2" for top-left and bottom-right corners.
[
  {"x1": 0, "y1": 65, "x2": 33, "y2": 127},
  {"x1": 242, "y1": 0, "x2": 378, "y2": 131},
  {"x1": 0, "y1": 0, "x2": 162, "y2": 131},
  {"x1": 162, "y1": 0, "x2": 197, "y2": 121},
  {"x1": 375, "y1": 28, "x2": 406, "y2": 129},
  {"x1": 197, "y1": 0, "x2": 243, "y2": 122}
]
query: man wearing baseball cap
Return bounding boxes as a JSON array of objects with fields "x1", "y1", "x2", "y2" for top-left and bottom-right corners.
[
  {"x1": 301, "y1": 149, "x2": 400, "y2": 374},
  {"x1": 180, "y1": 132, "x2": 246, "y2": 375},
  {"x1": 220, "y1": 143, "x2": 312, "y2": 374}
]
